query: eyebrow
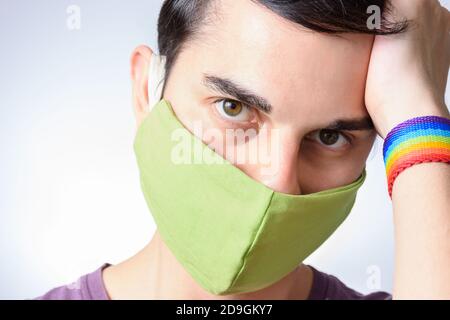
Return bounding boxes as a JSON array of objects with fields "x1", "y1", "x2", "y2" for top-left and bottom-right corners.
[
  {"x1": 202, "y1": 73, "x2": 374, "y2": 131},
  {"x1": 323, "y1": 117, "x2": 374, "y2": 131},
  {"x1": 203, "y1": 74, "x2": 273, "y2": 114}
]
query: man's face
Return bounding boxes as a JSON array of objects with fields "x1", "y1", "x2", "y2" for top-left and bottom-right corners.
[{"x1": 162, "y1": 0, "x2": 376, "y2": 194}]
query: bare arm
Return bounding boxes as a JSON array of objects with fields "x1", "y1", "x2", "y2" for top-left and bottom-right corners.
[
  {"x1": 365, "y1": 0, "x2": 450, "y2": 299},
  {"x1": 392, "y1": 162, "x2": 450, "y2": 299}
]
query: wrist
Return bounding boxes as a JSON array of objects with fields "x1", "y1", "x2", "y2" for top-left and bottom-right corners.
[
  {"x1": 379, "y1": 101, "x2": 449, "y2": 139},
  {"x1": 383, "y1": 115, "x2": 450, "y2": 198}
]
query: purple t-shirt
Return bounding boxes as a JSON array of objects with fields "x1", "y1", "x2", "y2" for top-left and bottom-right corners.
[{"x1": 35, "y1": 264, "x2": 391, "y2": 300}]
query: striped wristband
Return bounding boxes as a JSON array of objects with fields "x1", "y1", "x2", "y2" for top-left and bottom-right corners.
[{"x1": 383, "y1": 116, "x2": 450, "y2": 198}]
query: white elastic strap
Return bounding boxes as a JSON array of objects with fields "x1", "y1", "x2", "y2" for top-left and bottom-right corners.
[{"x1": 148, "y1": 54, "x2": 167, "y2": 111}]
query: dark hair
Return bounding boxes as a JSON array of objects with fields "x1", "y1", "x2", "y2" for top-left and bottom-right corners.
[{"x1": 157, "y1": 0, "x2": 407, "y2": 84}]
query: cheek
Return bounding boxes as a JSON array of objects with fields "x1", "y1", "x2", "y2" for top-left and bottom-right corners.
[
  {"x1": 298, "y1": 159, "x2": 363, "y2": 194},
  {"x1": 164, "y1": 77, "x2": 214, "y2": 142},
  {"x1": 298, "y1": 137, "x2": 375, "y2": 193}
]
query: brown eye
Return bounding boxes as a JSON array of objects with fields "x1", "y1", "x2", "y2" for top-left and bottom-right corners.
[
  {"x1": 319, "y1": 130, "x2": 339, "y2": 145},
  {"x1": 222, "y1": 100, "x2": 243, "y2": 117},
  {"x1": 214, "y1": 99, "x2": 252, "y2": 122},
  {"x1": 305, "y1": 129, "x2": 350, "y2": 150}
]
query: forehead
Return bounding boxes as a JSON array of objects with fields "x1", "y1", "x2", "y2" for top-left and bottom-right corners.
[{"x1": 184, "y1": 0, "x2": 374, "y2": 122}]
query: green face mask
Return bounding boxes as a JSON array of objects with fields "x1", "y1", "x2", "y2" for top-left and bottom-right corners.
[{"x1": 134, "y1": 99, "x2": 366, "y2": 295}]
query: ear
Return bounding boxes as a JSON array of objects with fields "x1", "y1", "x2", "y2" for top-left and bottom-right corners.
[{"x1": 130, "y1": 45, "x2": 153, "y2": 127}]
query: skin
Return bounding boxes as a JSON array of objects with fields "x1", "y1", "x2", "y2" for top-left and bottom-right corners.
[
  {"x1": 366, "y1": 0, "x2": 450, "y2": 299},
  {"x1": 103, "y1": 0, "x2": 450, "y2": 299}
]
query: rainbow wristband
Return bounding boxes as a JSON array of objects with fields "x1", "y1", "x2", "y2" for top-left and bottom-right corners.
[{"x1": 383, "y1": 116, "x2": 450, "y2": 198}]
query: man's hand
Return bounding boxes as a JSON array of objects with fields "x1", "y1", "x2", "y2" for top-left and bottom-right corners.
[{"x1": 365, "y1": 0, "x2": 450, "y2": 138}]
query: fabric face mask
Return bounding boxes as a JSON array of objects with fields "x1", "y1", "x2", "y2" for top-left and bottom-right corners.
[{"x1": 134, "y1": 97, "x2": 366, "y2": 295}]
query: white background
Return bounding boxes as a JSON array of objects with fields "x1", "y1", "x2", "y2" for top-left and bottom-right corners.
[{"x1": 0, "y1": 0, "x2": 449, "y2": 299}]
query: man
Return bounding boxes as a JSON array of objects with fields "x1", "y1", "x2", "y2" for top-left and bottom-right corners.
[{"x1": 38, "y1": 0, "x2": 450, "y2": 300}]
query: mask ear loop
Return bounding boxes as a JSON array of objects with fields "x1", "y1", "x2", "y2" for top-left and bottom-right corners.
[{"x1": 147, "y1": 54, "x2": 167, "y2": 112}]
